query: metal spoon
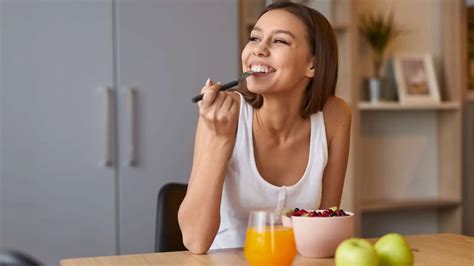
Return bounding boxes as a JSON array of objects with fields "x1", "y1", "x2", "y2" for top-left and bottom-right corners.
[{"x1": 191, "y1": 71, "x2": 254, "y2": 103}]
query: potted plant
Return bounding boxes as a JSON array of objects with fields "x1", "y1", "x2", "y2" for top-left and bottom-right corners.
[{"x1": 359, "y1": 11, "x2": 400, "y2": 103}]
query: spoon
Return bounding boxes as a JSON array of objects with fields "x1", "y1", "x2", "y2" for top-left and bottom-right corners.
[{"x1": 191, "y1": 71, "x2": 254, "y2": 103}]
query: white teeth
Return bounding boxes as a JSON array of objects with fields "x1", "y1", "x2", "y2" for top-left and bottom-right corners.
[
  {"x1": 251, "y1": 65, "x2": 264, "y2": 73},
  {"x1": 250, "y1": 64, "x2": 274, "y2": 73}
]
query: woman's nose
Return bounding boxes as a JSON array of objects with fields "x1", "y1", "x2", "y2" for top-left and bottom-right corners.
[{"x1": 252, "y1": 42, "x2": 269, "y2": 57}]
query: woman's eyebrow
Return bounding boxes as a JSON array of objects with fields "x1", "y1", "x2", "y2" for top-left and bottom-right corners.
[{"x1": 252, "y1": 26, "x2": 296, "y2": 39}]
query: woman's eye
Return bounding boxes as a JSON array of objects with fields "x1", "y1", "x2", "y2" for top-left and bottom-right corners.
[
  {"x1": 249, "y1": 36, "x2": 260, "y2": 42},
  {"x1": 274, "y1": 39, "x2": 289, "y2": 45}
]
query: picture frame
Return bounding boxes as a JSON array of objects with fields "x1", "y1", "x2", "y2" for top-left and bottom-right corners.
[{"x1": 393, "y1": 53, "x2": 441, "y2": 104}]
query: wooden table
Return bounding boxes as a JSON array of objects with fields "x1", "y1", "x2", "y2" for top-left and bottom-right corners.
[{"x1": 61, "y1": 233, "x2": 473, "y2": 265}]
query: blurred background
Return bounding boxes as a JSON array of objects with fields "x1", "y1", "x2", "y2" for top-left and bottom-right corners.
[{"x1": 0, "y1": 0, "x2": 472, "y2": 265}]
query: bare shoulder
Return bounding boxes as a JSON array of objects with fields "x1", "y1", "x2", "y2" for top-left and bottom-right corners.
[
  {"x1": 323, "y1": 96, "x2": 352, "y2": 121},
  {"x1": 322, "y1": 96, "x2": 352, "y2": 144}
]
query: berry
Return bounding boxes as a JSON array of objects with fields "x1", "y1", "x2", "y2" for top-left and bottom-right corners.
[{"x1": 289, "y1": 207, "x2": 350, "y2": 217}]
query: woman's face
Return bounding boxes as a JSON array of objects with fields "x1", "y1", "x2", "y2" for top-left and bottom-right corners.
[{"x1": 242, "y1": 9, "x2": 314, "y2": 95}]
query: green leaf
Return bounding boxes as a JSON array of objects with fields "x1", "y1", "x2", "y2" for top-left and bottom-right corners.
[
  {"x1": 359, "y1": 10, "x2": 400, "y2": 52},
  {"x1": 359, "y1": 10, "x2": 401, "y2": 76}
]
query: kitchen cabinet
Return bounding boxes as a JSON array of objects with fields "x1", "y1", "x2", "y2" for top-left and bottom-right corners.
[
  {"x1": 0, "y1": 1, "x2": 117, "y2": 264},
  {"x1": 115, "y1": 0, "x2": 238, "y2": 254},
  {"x1": 0, "y1": 0, "x2": 238, "y2": 264}
]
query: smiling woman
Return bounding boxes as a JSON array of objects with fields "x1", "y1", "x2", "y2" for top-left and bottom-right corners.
[{"x1": 178, "y1": 2, "x2": 351, "y2": 254}]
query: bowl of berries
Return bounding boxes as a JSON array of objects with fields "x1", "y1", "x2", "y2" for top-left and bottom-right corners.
[{"x1": 282, "y1": 207, "x2": 354, "y2": 258}]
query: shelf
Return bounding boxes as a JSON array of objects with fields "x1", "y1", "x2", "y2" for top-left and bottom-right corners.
[
  {"x1": 360, "y1": 199, "x2": 461, "y2": 213},
  {"x1": 358, "y1": 101, "x2": 461, "y2": 111}
]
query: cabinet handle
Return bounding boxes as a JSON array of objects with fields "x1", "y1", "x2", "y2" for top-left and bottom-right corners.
[
  {"x1": 128, "y1": 88, "x2": 137, "y2": 166},
  {"x1": 102, "y1": 87, "x2": 114, "y2": 167}
]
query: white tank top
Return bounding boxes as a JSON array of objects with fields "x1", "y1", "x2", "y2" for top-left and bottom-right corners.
[{"x1": 210, "y1": 92, "x2": 328, "y2": 250}]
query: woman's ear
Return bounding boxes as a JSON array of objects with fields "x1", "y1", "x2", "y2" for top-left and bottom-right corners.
[
  {"x1": 305, "y1": 56, "x2": 315, "y2": 78},
  {"x1": 305, "y1": 63, "x2": 315, "y2": 78}
]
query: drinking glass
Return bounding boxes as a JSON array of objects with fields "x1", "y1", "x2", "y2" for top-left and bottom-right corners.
[{"x1": 244, "y1": 210, "x2": 297, "y2": 266}]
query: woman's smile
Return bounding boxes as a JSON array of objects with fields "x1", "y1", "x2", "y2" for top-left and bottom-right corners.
[{"x1": 248, "y1": 62, "x2": 277, "y2": 79}]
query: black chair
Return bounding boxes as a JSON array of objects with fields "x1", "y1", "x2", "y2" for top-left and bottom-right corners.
[
  {"x1": 155, "y1": 183, "x2": 188, "y2": 252},
  {"x1": 0, "y1": 250, "x2": 42, "y2": 266}
]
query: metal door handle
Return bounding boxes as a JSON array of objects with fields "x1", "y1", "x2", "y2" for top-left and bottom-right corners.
[
  {"x1": 102, "y1": 87, "x2": 114, "y2": 167},
  {"x1": 128, "y1": 88, "x2": 137, "y2": 166}
]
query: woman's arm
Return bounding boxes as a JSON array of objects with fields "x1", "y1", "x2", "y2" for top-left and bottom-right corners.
[
  {"x1": 178, "y1": 80, "x2": 240, "y2": 254},
  {"x1": 319, "y1": 97, "x2": 352, "y2": 209}
]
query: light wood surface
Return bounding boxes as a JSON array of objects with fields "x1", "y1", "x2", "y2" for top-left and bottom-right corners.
[
  {"x1": 358, "y1": 101, "x2": 461, "y2": 111},
  {"x1": 61, "y1": 234, "x2": 473, "y2": 266}
]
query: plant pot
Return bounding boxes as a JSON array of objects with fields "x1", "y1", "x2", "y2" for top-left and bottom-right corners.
[{"x1": 368, "y1": 78, "x2": 383, "y2": 103}]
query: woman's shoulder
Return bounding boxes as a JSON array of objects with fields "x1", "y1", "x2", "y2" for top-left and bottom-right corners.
[
  {"x1": 321, "y1": 96, "x2": 352, "y2": 144},
  {"x1": 322, "y1": 96, "x2": 351, "y2": 119}
]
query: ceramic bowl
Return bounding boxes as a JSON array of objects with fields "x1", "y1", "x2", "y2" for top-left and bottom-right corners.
[{"x1": 282, "y1": 211, "x2": 354, "y2": 258}]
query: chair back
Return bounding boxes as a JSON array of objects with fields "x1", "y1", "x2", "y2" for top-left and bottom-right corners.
[
  {"x1": 0, "y1": 250, "x2": 42, "y2": 266},
  {"x1": 155, "y1": 183, "x2": 187, "y2": 252}
]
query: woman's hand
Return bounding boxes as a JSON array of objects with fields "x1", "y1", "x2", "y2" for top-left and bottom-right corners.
[{"x1": 198, "y1": 79, "x2": 239, "y2": 139}]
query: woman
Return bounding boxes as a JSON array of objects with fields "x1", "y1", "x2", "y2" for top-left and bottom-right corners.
[{"x1": 178, "y1": 2, "x2": 351, "y2": 254}]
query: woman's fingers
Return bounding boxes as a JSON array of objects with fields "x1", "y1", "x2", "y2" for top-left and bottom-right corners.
[
  {"x1": 201, "y1": 79, "x2": 222, "y2": 107},
  {"x1": 212, "y1": 90, "x2": 226, "y2": 111},
  {"x1": 198, "y1": 79, "x2": 238, "y2": 125},
  {"x1": 201, "y1": 89, "x2": 216, "y2": 106},
  {"x1": 228, "y1": 100, "x2": 237, "y2": 114},
  {"x1": 200, "y1": 78, "x2": 213, "y2": 93},
  {"x1": 197, "y1": 85, "x2": 239, "y2": 137},
  {"x1": 220, "y1": 93, "x2": 233, "y2": 112}
]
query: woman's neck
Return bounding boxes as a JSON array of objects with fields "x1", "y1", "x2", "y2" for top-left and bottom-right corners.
[{"x1": 254, "y1": 89, "x2": 308, "y2": 144}]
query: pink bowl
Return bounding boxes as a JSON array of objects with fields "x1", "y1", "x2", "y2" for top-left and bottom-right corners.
[{"x1": 282, "y1": 211, "x2": 354, "y2": 258}]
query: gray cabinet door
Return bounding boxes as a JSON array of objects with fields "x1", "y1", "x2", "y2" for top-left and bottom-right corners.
[
  {"x1": 0, "y1": 1, "x2": 116, "y2": 264},
  {"x1": 115, "y1": 0, "x2": 238, "y2": 254}
]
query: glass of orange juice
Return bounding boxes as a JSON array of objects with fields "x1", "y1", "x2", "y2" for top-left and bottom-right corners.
[{"x1": 244, "y1": 210, "x2": 296, "y2": 266}]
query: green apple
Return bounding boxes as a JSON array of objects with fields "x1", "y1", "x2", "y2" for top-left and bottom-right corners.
[
  {"x1": 374, "y1": 233, "x2": 414, "y2": 266},
  {"x1": 335, "y1": 238, "x2": 379, "y2": 266}
]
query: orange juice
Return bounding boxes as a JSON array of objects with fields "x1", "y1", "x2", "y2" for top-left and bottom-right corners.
[{"x1": 244, "y1": 226, "x2": 296, "y2": 266}]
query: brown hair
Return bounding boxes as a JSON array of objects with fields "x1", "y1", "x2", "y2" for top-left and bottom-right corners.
[{"x1": 237, "y1": 2, "x2": 338, "y2": 118}]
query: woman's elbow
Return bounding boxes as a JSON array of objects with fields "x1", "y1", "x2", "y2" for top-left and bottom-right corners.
[
  {"x1": 178, "y1": 209, "x2": 211, "y2": 254},
  {"x1": 183, "y1": 236, "x2": 210, "y2": 255}
]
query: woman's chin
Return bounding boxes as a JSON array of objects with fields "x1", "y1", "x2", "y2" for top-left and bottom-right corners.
[
  {"x1": 246, "y1": 85, "x2": 266, "y2": 94},
  {"x1": 246, "y1": 81, "x2": 273, "y2": 94}
]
